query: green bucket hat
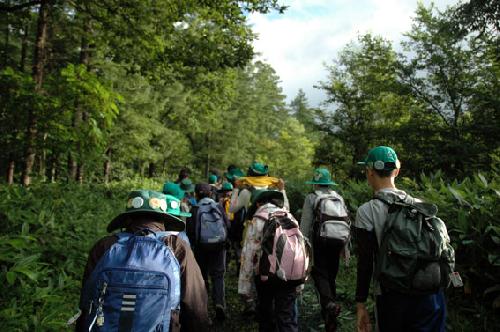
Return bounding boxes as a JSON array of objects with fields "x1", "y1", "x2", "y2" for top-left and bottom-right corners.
[
  {"x1": 162, "y1": 182, "x2": 185, "y2": 200},
  {"x1": 107, "y1": 190, "x2": 188, "y2": 233},
  {"x1": 180, "y1": 178, "x2": 195, "y2": 193},
  {"x1": 224, "y1": 168, "x2": 245, "y2": 181},
  {"x1": 247, "y1": 189, "x2": 284, "y2": 218},
  {"x1": 248, "y1": 161, "x2": 269, "y2": 176},
  {"x1": 305, "y1": 168, "x2": 337, "y2": 185},
  {"x1": 357, "y1": 146, "x2": 401, "y2": 170},
  {"x1": 208, "y1": 174, "x2": 218, "y2": 184}
]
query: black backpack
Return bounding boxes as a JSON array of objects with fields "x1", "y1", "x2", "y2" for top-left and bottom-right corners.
[{"x1": 374, "y1": 191, "x2": 456, "y2": 295}]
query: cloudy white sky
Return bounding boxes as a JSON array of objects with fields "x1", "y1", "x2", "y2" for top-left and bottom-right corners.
[{"x1": 248, "y1": 0, "x2": 461, "y2": 107}]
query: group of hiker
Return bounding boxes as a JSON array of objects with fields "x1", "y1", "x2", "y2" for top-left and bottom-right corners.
[{"x1": 75, "y1": 146, "x2": 458, "y2": 332}]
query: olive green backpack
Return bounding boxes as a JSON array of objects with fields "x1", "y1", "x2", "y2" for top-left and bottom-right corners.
[{"x1": 374, "y1": 191, "x2": 455, "y2": 295}]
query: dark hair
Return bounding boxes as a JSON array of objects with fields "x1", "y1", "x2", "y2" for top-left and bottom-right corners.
[
  {"x1": 196, "y1": 191, "x2": 212, "y2": 200},
  {"x1": 318, "y1": 184, "x2": 330, "y2": 188},
  {"x1": 176, "y1": 168, "x2": 190, "y2": 182},
  {"x1": 257, "y1": 197, "x2": 284, "y2": 209},
  {"x1": 227, "y1": 164, "x2": 237, "y2": 172},
  {"x1": 247, "y1": 168, "x2": 268, "y2": 177},
  {"x1": 374, "y1": 168, "x2": 396, "y2": 178}
]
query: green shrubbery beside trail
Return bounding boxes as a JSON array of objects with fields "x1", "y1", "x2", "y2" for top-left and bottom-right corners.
[{"x1": 1, "y1": 173, "x2": 499, "y2": 331}]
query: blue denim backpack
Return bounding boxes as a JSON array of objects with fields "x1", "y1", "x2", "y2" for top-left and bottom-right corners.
[{"x1": 80, "y1": 231, "x2": 181, "y2": 331}]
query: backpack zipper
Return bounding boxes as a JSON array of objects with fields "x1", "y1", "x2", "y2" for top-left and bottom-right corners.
[{"x1": 96, "y1": 281, "x2": 108, "y2": 327}]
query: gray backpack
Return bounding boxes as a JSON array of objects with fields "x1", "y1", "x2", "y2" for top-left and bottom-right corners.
[
  {"x1": 196, "y1": 200, "x2": 227, "y2": 244},
  {"x1": 314, "y1": 192, "x2": 351, "y2": 245},
  {"x1": 375, "y1": 191, "x2": 455, "y2": 295}
]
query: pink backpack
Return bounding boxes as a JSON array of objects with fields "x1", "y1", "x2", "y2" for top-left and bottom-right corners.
[{"x1": 259, "y1": 210, "x2": 311, "y2": 283}]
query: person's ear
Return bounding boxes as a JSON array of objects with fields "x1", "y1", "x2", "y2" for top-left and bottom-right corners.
[{"x1": 393, "y1": 168, "x2": 400, "y2": 178}]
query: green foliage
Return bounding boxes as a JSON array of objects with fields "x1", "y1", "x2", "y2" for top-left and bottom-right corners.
[{"x1": 3, "y1": 174, "x2": 497, "y2": 331}]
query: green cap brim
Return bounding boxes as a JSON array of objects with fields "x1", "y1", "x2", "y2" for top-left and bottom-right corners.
[
  {"x1": 107, "y1": 210, "x2": 185, "y2": 233},
  {"x1": 305, "y1": 180, "x2": 337, "y2": 185}
]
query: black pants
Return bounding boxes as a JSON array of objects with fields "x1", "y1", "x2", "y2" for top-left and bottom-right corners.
[
  {"x1": 255, "y1": 276, "x2": 299, "y2": 332},
  {"x1": 194, "y1": 245, "x2": 226, "y2": 307},
  {"x1": 311, "y1": 238, "x2": 343, "y2": 314},
  {"x1": 376, "y1": 290, "x2": 446, "y2": 332}
]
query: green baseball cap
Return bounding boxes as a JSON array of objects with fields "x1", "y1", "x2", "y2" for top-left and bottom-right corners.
[
  {"x1": 248, "y1": 161, "x2": 269, "y2": 176},
  {"x1": 208, "y1": 174, "x2": 218, "y2": 184},
  {"x1": 162, "y1": 182, "x2": 185, "y2": 200},
  {"x1": 180, "y1": 178, "x2": 195, "y2": 193},
  {"x1": 358, "y1": 146, "x2": 401, "y2": 170},
  {"x1": 305, "y1": 168, "x2": 337, "y2": 185},
  {"x1": 107, "y1": 190, "x2": 188, "y2": 232},
  {"x1": 218, "y1": 182, "x2": 233, "y2": 192}
]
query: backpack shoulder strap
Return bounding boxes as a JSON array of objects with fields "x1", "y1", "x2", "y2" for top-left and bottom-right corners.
[
  {"x1": 155, "y1": 231, "x2": 172, "y2": 242},
  {"x1": 115, "y1": 232, "x2": 132, "y2": 243}
]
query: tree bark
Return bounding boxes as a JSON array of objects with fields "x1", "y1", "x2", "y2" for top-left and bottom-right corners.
[
  {"x1": 75, "y1": 19, "x2": 92, "y2": 183},
  {"x1": 67, "y1": 153, "x2": 77, "y2": 181},
  {"x1": 76, "y1": 163, "x2": 84, "y2": 184},
  {"x1": 205, "y1": 132, "x2": 210, "y2": 178},
  {"x1": 49, "y1": 154, "x2": 58, "y2": 183},
  {"x1": 148, "y1": 162, "x2": 156, "y2": 178},
  {"x1": 6, "y1": 156, "x2": 15, "y2": 185},
  {"x1": 19, "y1": 23, "x2": 29, "y2": 72},
  {"x1": 22, "y1": 0, "x2": 48, "y2": 186},
  {"x1": 103, "y1": 148, "x2": 111, "y2": 184},
  {"x1": 2, "y1": 0, "x2": 9, "y2": 69}
]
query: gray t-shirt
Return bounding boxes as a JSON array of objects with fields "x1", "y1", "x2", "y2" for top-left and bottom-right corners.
[
  {"x1": 354, "y1": 188, "x2": 408, "y2": 246},
  {"x1": 354, "y1": 187, "x2": 407, "y2": 295}
]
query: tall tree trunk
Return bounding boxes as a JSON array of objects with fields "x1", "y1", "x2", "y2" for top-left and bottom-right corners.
[
  {"x1": 103, "y1": 148, "x2": 111, "y2": 184},
  {"x1": 19, "y1": 23, "x2": 28, "y2": 72},
  {"x1": 76, "y1": 164, "x2": 84, "y2": 184},
  {"x1": 67, "y1": 153, "x2": 77, "y2": 181},
  {"x1": 75, "y1": 20, "x2": 92, "y2": 183},
  {"x1": 148, "y1": 162, "x2": 156, "y2": 178},
  {"x1": 6, "y1": 154, "x2": 15, "y2": 185},
  {"x1": 2, "y1": 0, "x2": 9, "y2": 69},
  {"x1": 22, "y1": 0, "x2": 49, "y2": 186},
  {"x1": 50, "y1": 154, "x2": 58, "y2": 183},
  {"x1": 37, "y1": 153, "x2": 45, "y2": 178},
  {"x1": 50, "y1": 154, "x2": 59, "y2": 183},
  {"x1": 205, "y1": 133, "x2": 210, "y2": 178}
]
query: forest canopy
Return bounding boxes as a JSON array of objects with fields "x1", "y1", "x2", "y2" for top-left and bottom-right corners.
[{"x1": 0, "y1": 0, "x2": 498, "y2": 185}]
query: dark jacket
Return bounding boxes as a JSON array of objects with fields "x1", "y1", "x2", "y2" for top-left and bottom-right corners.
[{"x1": 75, "y1": 221, "x2": 209, "y2": 332}]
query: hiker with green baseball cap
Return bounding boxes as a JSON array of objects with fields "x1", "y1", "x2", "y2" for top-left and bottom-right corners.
[
  {"x1": 229, "y1": 161, "x2": 289, "y2": 219},
  {"x1": 186, "y1": 183, "x2": 230, "y2": 322},
  {"x1": 75, "y1": 190, "x2": 209, "y2": 331},
  {"x1": 208, "y1": 173, "x2": 223, "y2": 201},
  {"x1": 162, "y1": 181, "x2": 185, "y2": 200},
  {"x1": 354, "y1": 146, "x2": 453, "y2": 332},
  {"x1": 228, "y1": 162, "x2": 290, "y2": 310},
  {"x1": 224, "y1": 165, "x2": 245, "y2": 185},
  {"x1": 179, "y1": 178, "x2": 197, "y2": 212},
  {"x1": 300, "y1": 168, "x2": 349, "y2": 331}
]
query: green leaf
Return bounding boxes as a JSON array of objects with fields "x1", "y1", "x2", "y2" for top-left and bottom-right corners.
[
  {"x1": 11, "y1": 267, "x2": 39, "y2": 281},
  {"x1": 488, "y1": 254, "x2": 500, "y2": 266},
  {"x1": 477, "y1": 173, "x2": 488, "y2": 187},
  {"x1": 448, "y1": 186, "x2": 471, "y2": 207},
  {"x1": 6, "y1": 271, "x2": 16, "y2": 285},
  {"x1": 21, "y1": 222, "x2": 30, "y2": 236}
]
